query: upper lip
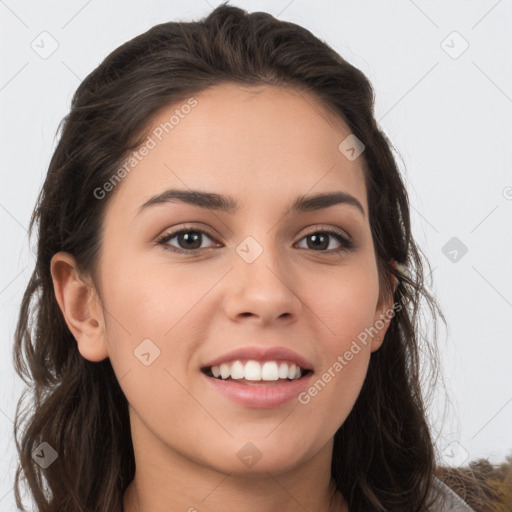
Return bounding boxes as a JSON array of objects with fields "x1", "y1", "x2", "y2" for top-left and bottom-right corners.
[{"x1": 202, "y1": 345, "x2": 314, "y2": 371}]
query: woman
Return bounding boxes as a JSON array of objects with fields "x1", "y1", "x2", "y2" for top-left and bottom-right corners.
[{"x1": 13, "y1": 3, "x2": 489, "y2": 511}]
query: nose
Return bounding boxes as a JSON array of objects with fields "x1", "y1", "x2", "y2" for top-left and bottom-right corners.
[{"x1": 222, "y1": 235, "x2": 303, "y2": 326}]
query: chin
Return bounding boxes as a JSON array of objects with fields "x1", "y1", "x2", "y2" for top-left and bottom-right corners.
[{"x1": 195, "y1": 438, "x2": 314, "y2": 477}]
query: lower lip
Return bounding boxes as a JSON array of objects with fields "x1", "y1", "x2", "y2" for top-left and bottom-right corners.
[{"x1": 201, "y1": 371, "x2": 314, "y2": 409}]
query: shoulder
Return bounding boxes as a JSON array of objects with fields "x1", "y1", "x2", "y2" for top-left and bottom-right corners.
[{"x1": 427, "y1": 476, "x2": 476, "y2": 512}]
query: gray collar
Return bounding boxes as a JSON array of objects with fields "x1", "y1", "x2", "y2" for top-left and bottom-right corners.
[{"x1": 428, "y1": 475, "x2": 476, "y2": 511}]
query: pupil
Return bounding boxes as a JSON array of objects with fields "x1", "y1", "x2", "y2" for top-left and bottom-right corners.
[
  {"x1": 309, "y1": 233, "x2": 327, "y2": 250},
  {"x1": 180, "y1": 231, "x2": 201, "y2": 249}
]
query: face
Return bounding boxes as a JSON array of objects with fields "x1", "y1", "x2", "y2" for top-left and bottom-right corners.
[{"x1": 53, "y1": 83, "x2": 395, "y2": 480}]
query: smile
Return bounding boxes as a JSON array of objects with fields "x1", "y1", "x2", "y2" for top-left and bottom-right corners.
[
  {"x1": 203, "y1": 359, "x2": 311, "y2": 382},
  {"x1": 201, "y1": 359, "x2": 314, "y2": 408}
]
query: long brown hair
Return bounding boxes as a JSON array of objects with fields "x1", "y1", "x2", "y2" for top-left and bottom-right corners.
[{"x1": 12, "y1": 3, "x2": 477, "y2": 511}]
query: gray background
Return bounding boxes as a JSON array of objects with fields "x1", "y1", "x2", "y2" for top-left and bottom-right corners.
[{"x1": 1, "y1": 0, "x2": 511, "y2": 509}]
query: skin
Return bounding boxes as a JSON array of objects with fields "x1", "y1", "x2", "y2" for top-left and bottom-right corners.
[{"x1": 51, "y1": 83, "x2": 398, "y2": 512}]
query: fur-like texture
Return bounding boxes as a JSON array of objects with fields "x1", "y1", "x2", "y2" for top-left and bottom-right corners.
[{"x1": 436, "y1": 457, "x2": 512, "y2": 511}]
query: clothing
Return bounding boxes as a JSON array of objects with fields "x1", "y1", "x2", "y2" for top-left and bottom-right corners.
[{"x1": 427, "y1": 476, "x2": 476, "y2": 511}]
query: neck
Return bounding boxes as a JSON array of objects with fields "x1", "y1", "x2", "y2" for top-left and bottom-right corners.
[{"x1": 124, "y1": 475, "x2": 347, "y2": 512}]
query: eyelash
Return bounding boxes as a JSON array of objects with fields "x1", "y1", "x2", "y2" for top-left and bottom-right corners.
[{"x1": 155, "y1": 224, "x2": 354, "y2": 255}]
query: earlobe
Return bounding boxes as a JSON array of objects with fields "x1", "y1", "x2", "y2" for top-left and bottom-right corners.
[{"x1": 50, "y1": 252, "x2": 109, "y2": 362}]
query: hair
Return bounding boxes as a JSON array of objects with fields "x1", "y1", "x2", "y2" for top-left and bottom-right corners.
[{"x1": 11, "y1": 3, "x2": 492, "y2": 511}]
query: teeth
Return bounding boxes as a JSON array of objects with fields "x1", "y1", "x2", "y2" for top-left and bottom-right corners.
[
  {"x1": 245, "y1": 360, "x2": 261, "y2": 381},
  {"x1": 278, "y1": 362, "x2": 289, "y2": 379},
  {"x1": 231, "y1": 360, "x2": 245, "y2": 379},
  {"x1": 261, "y1": 361, "x2": 279, "y2": 381},
  {"x1": 209, "y1": 360, "x2": 304, "y2": 381},
  {"x1": 219, "y1": 363, "x2": 230, "y2": 380}
]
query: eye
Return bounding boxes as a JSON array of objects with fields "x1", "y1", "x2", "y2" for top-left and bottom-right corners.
[
  {"x1": 156, "y1": 226, "x2": 220, "y2": 254},
  {"x1": 156, "y1": 225, "x2": 354, "y2": 254},
  {"x1": 296, "y1": 228, "x2": 354, "y2": 253}
]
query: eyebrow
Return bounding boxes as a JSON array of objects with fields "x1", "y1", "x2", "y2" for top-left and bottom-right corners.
[{"x1": 137, "y1": 188, "x2": 365, "y2": 217}]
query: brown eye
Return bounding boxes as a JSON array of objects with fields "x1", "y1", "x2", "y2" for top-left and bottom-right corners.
[
  {"x1": 156, "y1": 228, "x2": 219, "y2": 253},
  {"x1": 296, "y1": 230, "x2": 354, "y2": 253},
  {"x1": 156, "y1": 225, "x2": 354, "y2": 255}
]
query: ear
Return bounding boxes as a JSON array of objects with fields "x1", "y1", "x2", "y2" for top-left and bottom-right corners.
[
  {"x1": 370, "y1": 259, "x2": 400, "y2": 353},
  {"x1": 50, "y1": 251, "x2": 109, "y2": 362}
]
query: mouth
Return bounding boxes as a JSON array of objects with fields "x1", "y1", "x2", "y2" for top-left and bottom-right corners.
[
  {"x1": 200, "y1": 347, "x2": 315, "y2": 408},
  {"x1": 201, "y1": 359, "x2": 314, "y2": 408},
  {"x1": 201, "y1": 360, "x2": 313, "y2": 386}
]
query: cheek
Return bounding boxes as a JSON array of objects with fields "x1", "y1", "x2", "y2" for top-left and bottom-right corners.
[
  {"x1": 99, "y1": 256, "x2": 218, "y2": 391},
  {"x1": 101, "y1": 256, "x2": 209, "y2": 340},
  {"x1": 308, "y1": 265, "x2": 379, "y2": 347},
  {"x1": 300, "y1": 266, "x2": 378, "y2": 414},
  {"x1": 99, "y1": 259, "x2": 207, "y2": 443},
  {"x1": 300, "y1": 318, "x2": 373, "y2": 446}
]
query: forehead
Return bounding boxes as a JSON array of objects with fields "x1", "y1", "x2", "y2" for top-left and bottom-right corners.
[{"x1": 107, "y1": 83, "x2": 368, "y2": 219}]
